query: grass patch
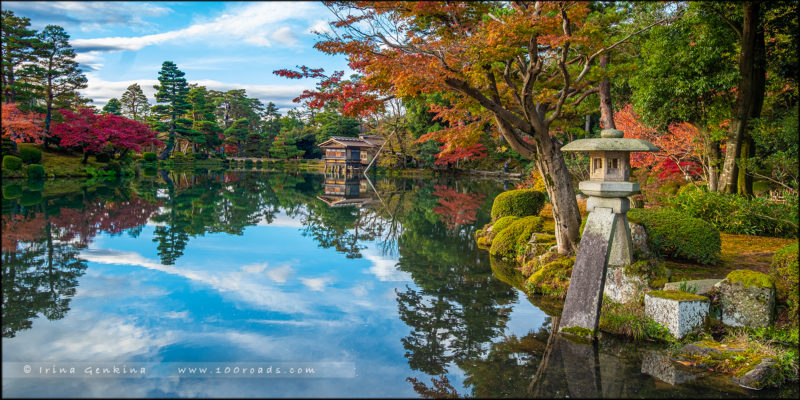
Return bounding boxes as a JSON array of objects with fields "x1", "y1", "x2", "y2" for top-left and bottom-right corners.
[{"x1": 599, "y1": 297, "x2": 675, "y2": 342}]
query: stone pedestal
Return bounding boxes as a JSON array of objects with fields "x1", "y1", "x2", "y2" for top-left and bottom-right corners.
[{"x1": 645, "y1": 291, "x2": 709, "y2": 339}]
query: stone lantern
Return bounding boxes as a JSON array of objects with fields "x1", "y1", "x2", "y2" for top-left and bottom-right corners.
[{"x1": 557, "y1": 128, "x2": 659, "y2": 338}]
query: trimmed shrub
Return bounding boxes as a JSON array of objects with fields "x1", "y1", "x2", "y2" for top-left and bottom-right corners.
[
  {"x1": 490, "y1": 216, "x2": 544, "y2": 259},
  {"x1": 627, "y1": 208, "x2": 721, "y2": 265},
  {"x1": 3, "y1": 184, "x2": 23, "y2": 199},
  {"x1": 94, "y1": 152, "x2": 111, "y2": 163},
  {"x1": 492, "y1": 215, "x2": 519, "y2": 234},
  {"x1": 104, "y1": 161, "x2": 122, "y2": 176},
  {"x1": 245, "y1": 159, "x2": 254, "y2": 168},
  {"x1": 19, "y1": 190, "x2": 42, "y2": 206},
  {"x1": 18, "y1": 145, "x2": 42, "y2": 164},
  {"x1": 672, "y1": 185, "x2": 797, "y2": 238},
  {"x1": 26, "y1": 164, "x2": 45, "y2": 180},
  {"x1": 491, "y1": 189, "x2": 546, "y2": 220},
  {"x1": 143, "y1": 152, "x2": 157, "y2": 162},
  {"x1": 3, "y1": 155, "x2": 23, "y2": 171},
  {"x1": 143, "y1": 167, "x2": 157, "y2": 177},
  {"x1": 26, "y1": 179, "x2": 44, "y2": 191},
  {"x1": 771, "y1": 242, "x2": 799, "y2": 324}
]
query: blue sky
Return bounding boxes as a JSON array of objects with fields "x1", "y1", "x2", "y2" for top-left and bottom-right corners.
[{"x1": 2, "y1": 1, "x2": 353, "y2": 113}]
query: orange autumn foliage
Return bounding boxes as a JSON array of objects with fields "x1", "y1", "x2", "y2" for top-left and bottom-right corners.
[{"x1": 1, "y1": 103, "x2": 45, "y2": 144}]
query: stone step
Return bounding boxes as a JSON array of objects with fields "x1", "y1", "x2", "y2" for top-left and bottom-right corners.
[{"x1": 663, "y1": 279, "x2": 723, "y2": 296}]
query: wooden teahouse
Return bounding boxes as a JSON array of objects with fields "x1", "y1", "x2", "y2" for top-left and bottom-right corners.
[{"x1": 319, "y1": 135, "x2": 384, "y2": 174}]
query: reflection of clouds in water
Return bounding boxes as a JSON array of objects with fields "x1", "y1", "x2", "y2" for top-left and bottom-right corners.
[
  {"x1": 300, "y1": 277, "x2": 333, "y2": 291},
  {"x1": 80, "y1": 248, "x2": 313, "y2": 315},
  {"x1": 256, "y1": 210, "x2": 304, "y2": 228},
  {"x1": 266, "y1": 264, "x2": 294, "y2": 283},
  {"x1": 361, "y1": 247, "x2": 411, "y2": 282},
  {"x1": 3, "y1": 314, "x2": 177, "y2": 362}
]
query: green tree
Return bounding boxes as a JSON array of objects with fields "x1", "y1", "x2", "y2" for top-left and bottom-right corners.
[
  {"x1": 102, "y1": 98, "x2": 122, "y2": 115},
  {"x1": 270, "y1": 131, "x2": 303, "y2": 159},
  {"x1": 152, "y1": 61, "x2": 192, "y2": 159},
  {"x1": 223, "y1": 118, "x2": 250, "y2": 157},
  {"x1": 187, "y1": 85, "x2": 222, "y2": 154},
  {"x1": 0, "y1": 10, "x2": 42, "y2": 107},
  {"x1": 120, "y1": 83, "x2": 149, "y2": 121},
  {"x1": 34, "y1": 25, "x2": 88, "y2": 145}
]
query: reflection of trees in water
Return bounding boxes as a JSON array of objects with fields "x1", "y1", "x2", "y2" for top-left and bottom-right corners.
[{"x1": 2, "y1": 182, "x2": 159, "y2": 338}]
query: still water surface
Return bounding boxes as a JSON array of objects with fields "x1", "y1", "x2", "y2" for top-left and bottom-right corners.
[{"x1": 1, "y1": 171, "x2": 790, "y2": 398}]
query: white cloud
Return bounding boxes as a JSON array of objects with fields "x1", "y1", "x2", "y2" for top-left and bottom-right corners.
[
  {"x1": 82, "y1": 73, "x2": 311, "y2": 110},
  {"x1": 270, "y1": 26, "x2": 300, "y2": 47},
  {"x1": 306, "y1": 20, "x2": 334, "y2": 35},
  {"x1": 70, "y1": 2, "x2": 320, "y2": 52},
  {"x1": 240, "y1": 262, "x2": 268, "y2": 274},
  {"x1": 3, "y1": 1, "x2": 172, "y2": 32}
]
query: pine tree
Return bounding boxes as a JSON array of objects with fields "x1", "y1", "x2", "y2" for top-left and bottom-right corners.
[
  {"x1": 152, "y1": 61, "x2": 191, "y2": 159},
  {"x1": 223, "y1": 118, "x2": 249, "y2": 157},
  {"x1": 270, "y1": 131, "x2": 303, "y2": 160},
  {"x1": 35, "y1": 25, "x2": 88, "y2": 146},
  {"x1": 187, "y1": 85, "x2": 221, "y2": 154},
  {"x1": 1, "y1": 10, "x2": 43, "y2": 107},
  {"x1": 120, "y1": 83, "x2": 149, "y2": 121},
  {"x1": 102, "y1": 98, "x2": 122, "y2": 115}
]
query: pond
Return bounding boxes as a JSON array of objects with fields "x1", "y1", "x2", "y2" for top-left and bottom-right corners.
[{"x1": 1, "y1": 170, "x2": 791, "y2": 398}]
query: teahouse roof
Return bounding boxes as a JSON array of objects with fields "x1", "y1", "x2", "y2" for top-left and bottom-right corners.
[{"x1": 319, "y1": 136, "x2": 381, "y2": 149}]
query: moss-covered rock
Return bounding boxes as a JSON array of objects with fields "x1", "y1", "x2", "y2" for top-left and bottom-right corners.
[
  {"x1": 627, "y1": 208, "x2": 721, "y2": 265},
  {"x1": 770, "y1": 242, "x2": 798, "y2": 326},
  {"x1": 490, "y1": 189, "x2": 546, "y2": 220},
  {"x1": 717, "y1": 269, "x2": 776, "y2": 329},
  {"x1": 489, "y1": 216, "x2": 543, "y2": 259},
  {"x1": 648, "y1": 290, "x2": 708, "y2": 302},
  {"x1": 526, "y1": 256, "x2": 574, "y2": 298}
]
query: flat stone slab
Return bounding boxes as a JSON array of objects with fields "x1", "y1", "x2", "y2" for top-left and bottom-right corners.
[
  {"x1": 645, "y1": 291, "x2": 709, "y2": 339},
  {"x1": 664, "y1": 279, "x2": 723, "y2": 296},
  {"x1": 733, "y1": 357, "x2": 776, "y2": 390}
]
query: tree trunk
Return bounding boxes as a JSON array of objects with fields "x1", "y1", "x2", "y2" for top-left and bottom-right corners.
[
  {"x1": 718, "y1": 2, "x2": 765, "y2": 194},
  {"x1": 696, "y1": 124, "x2": 722, "y2": 191},
  {"x1": 495, "y1": 116, "x2": 581, "y2": 254},
  {"x1": 598, "y1": 54, "x2": 615, "y2": 130}
]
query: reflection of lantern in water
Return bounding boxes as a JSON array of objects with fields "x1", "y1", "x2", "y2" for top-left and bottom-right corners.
[{"x1": 557, "y1": 129, "x2": 659, "y2": 339}]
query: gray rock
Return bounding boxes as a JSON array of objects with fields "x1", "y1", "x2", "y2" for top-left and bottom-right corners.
[
  {"x1": 664, "y1": 279, "x2": 723, "y2": 296},
  {"x1": 603, "y1": 264, "x2": 649, "y2": 304},
  {"x1": 645, "y1": 292, "x2": 709, "y2": 339},
  {"x1": 715, "y1": 278, "x2": 775, "y2": 328},
  {"x1": 641, "y1": 351, "x2": 697, "y2": 385},
  {"x1": 628, "y1": 222, "x2": 650, "y2": 256},
  {"x1": 733, "y1": 357, "x2": 776, "y2": 390}
]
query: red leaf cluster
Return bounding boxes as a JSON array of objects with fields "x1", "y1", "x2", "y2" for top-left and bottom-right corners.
[{"x1": 52, "y1": 108, "x2": 162, "y2": 154}]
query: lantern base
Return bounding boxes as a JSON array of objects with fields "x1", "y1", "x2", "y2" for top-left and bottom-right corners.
[{"x1": 579, "y1": 180, "x2": 639, "y2": 198}]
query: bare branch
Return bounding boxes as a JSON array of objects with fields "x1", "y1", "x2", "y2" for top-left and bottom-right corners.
[{"x1": 571, "y1": 87, "x2": 599, "y2": 106}]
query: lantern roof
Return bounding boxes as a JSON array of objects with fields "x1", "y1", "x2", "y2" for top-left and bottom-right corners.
[{"x1": 561, "y1": 129, "x2": 659, "y2": 153}]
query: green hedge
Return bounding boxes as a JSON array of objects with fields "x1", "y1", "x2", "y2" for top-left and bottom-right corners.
[
  {"x1": 491, "y1": 189, "x2": 546, "y2": 220},
  {"x1": 26, "y1": 164, "x2": 45, "y2": 180},
  {"x1": 627, "y1": 208, "x2": 721, "y2": 265},
  {"x1": 143, "y1": 152, "x2": 157, "y2": 162},
  {"x1": 672, "y1": 185, "x2": 798, "y2": 238},
  {"x1": 3, "y1": 155, "x2": 23, "y2": 171},
  {"x1": 492, "y1": 216, "x2": 519, "y2": 234},
  {"x1": 771, "y1": 242, "x2": 798, "y2": 324},
  {"x1": 18, "y1": 145, "x2": 42, "y2": 164},
  {"x1": 490, "y1": 216, "x2": 544, "y2": 259}
]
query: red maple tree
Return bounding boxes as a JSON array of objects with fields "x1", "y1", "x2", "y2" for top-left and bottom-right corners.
[{"x1": 52, "y1": 108, "x2": 161, "y2": 161}]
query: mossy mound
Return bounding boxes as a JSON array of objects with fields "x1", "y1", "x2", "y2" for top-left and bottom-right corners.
[
  {"x1": 627, "y1": 208, "x2": 721, "y2": 265},
  {"x1": 3, "y1": 184, "x2": 23, "y2": 199},
  {"x1": 525, "y1": 256, "x2": 574, "y2": 298},
  {"x1": 18, "y1": 145, "x2": 42, "y2": 164},
  {"x1": 3, "y1": 155, "x2": 23, "y2": 171},
  {"x1": 491, "y1": 189, "x2": 546, "y2": 220},
  {"x1": 770, "y1": 242, "x2": 798, "y2": 326},
  {"x1": 725, "y1": 269, "x2": 774, "y2": 289},
  {"x1": 492, "y1": 215, "x2": 519, "y2": 233},
  {"x1": 489, "y1": 216, "x2": 543, "y2": 259}
]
